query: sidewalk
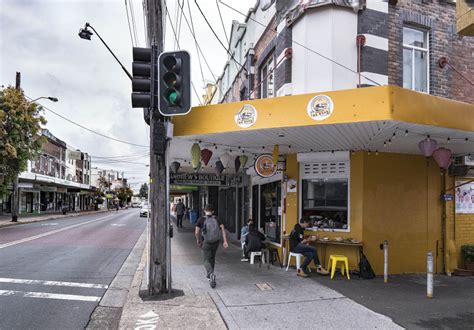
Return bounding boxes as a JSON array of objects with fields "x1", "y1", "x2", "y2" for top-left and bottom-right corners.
[
  {"x1": 0, "y1": 208, "x2": 111, "y2": 228},
  {"x1": 119, "y1": 219, "x2": 401, "y2": 329}
]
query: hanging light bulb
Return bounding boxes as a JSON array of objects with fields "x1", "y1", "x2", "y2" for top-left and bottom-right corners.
[
  {"x1": 384, "y1": 141, "x2": 387, "y2": 147},
  {"x1": 392, "y1": 132, "x2": 396, "y2": 140},
  {"x1": 375, "y1": 150, "x2": 379, "y2": 155},
  {"x1": 405, "y1": 130, "x2": 408, "y2": 137},
  {"x1": 447, "y1": 137, "x2": 451, "y2": 144}
]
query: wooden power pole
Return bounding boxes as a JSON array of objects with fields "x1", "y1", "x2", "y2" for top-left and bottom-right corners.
[
  {"x1": 145, "y1": 0, "x2": 171, "y2": 295},
  {"x1": 11, "y1": 72, "x2": 21, "y2": 223}
]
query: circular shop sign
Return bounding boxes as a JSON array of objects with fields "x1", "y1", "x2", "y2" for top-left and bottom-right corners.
[
  {"x1": 307, "y1": 94, "x2": 334, "y2": 121},
  {"x1": 254, "y1": 154, "x2": 277, "y2": 178},
  {"x1": 235, "y1": 104, "x2": 257, "y2": 128}
]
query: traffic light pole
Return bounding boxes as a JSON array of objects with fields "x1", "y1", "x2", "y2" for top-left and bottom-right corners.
[{"x1": 145, "y1": 0, "x2": 171, "y2": 295}]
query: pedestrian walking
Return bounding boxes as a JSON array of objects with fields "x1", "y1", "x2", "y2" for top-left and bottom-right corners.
[
  {"x1": 195, "y1": 204, "x2": 228, "y2": 288},
  {"x1": 175, "y1": 199, "x2": 186, "y2": 228}
]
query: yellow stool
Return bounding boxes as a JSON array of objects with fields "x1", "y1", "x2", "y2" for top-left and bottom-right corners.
[{"x1": 327, "y1": 255, "x2": 350, "y2": 280}]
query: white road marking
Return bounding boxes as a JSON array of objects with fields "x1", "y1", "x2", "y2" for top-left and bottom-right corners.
[
  {"x1": 111, "y1": 224, "x2": 125, "y2": 227},
  {"x1": 0, "y1": 214, "x2": 114, "y2": 250},
  {"x1": 0, "y1": 289, "x2": 101, "y2": 302},
  {"x1": 0, "y1": 278, "x2": 108, "y2": 289},
  {"x1": 41, "y1": 223, "x2": 59, "y2": 226}
]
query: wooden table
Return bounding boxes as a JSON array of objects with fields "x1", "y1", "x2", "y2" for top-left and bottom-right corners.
[{"x1": 282, "y1": 235, "x2": 363, "y2": 269}]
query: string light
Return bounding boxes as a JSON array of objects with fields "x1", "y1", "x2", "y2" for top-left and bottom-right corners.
[
  {"x1": 384, "y1": 141, "x2": 387, "y2": 147},
  {"x1": 405, "y1": 130, "x2": 408, "y2": 137},
  {"x1": 447, "y1": 137, "x2": 451, "y2": 144},
  {"x1": 375, "y1": 150, "x2": 379, "y2": 155}
]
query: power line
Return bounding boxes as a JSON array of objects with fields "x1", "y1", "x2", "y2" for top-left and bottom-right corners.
[
  {"x1": 176, "y1": 0, "x2": 185, "y2": 47},
  {"x1": 219, "y1": 0, "x2": 382, "y2": 86},
  {"x1": 129, "y1": 0, "x2": 139, "y2": 46},
  {"x1": 184, "y1": 0, "x2": 206, "y2": 88},
  {"x1": 164, "y1": 0, "x2": 203, "y2": 105},
  {"x1": 30, "y1": 99, "x2": 148, "y2": 148},
  {"x1": 91, "y1": 152, "x2": 149, "y2": 159},
  {"x1": 194, "y1": 0, "x2": 247, "y2": 74},
  {"x1": 216, "y1": 0, "x2": 229, "y2": 46},
  {"x1": 125, "y1": 0, "x2": 136, "y2": 46}
]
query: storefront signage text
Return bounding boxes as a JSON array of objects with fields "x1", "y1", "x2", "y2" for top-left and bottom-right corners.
[
  {"x1": 170, "y1": 173, "x2": 230, "y2": 186},
  {"x1": 255, "y1": 154, "x2": 277, "y2": 178},
  {"x1": 307, "y1": 94, "x2": 334, "y2": 121},
  {"x1": 235, "y1": 104, "x2": 257, "y2": 128}
]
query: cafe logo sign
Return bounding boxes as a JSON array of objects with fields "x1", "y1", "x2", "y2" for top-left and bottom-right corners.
[
  {"x1": 255, "y1": 154, "x2": 277, "y2": 178},
  {"x1": 307, "y1": 95, "x2": 334, "y2": 121},
  {"x1": 235, "y1": 104, "x2": 257, "y2": 128}
]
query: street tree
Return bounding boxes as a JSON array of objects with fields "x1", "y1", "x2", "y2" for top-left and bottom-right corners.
[
  {"x1": 115, "y1": 186, "x2": 133, "y2": 205},
  {"x1": 97, "y1": 175, "x2": 112, "y2": 192},
  {"x1": 0, "y1": 86, "x2": 46, "y2": 197},
  {"x1": 139, "y1": 182, "x2": 148, "y2": 199}
]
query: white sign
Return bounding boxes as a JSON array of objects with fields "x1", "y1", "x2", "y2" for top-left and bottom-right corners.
[
  {"x1": 456, "y1": 181, "x2": 474, "y2": 214},
  {"x1": 307, "y1": 95, "x2": 334, "y2": 121},
  {"x1": 235, "y1": 104, "x2": 257, "y2": 128},
  {"x1": 287, "y1": 179, "x2": 297, "y2": 193}
]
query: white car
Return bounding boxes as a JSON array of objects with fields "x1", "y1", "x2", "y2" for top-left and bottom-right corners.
[{"x1": 139, "y1": 204, "x2": 149, "y2": 217}]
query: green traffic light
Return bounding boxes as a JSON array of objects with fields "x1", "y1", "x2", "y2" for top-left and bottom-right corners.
[
  {"x1": 168, "y1": 91, "x2": 178, "y2": 104},
  {"x1": 165, "y1": 89, "x2": 180, "y2": 105}
]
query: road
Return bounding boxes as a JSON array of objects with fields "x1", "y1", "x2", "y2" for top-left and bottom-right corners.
[{"x1": 0, "y1": 209, "x2": 146, "y2": 330}]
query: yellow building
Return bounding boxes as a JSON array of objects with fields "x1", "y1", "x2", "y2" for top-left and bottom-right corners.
[{"x1": 170, "y1": 85, "x2": 474, "y2": 275}]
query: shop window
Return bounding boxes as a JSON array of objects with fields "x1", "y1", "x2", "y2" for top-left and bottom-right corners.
[
  {"x1": 403, "y1": 26, "x2": 429, "y2": 93},
  {"x1": 300, "y1": 161, "x2": 349, "y2": 231},
  {"x1": 260, "y1": 54, "x2": 275, "y2": 99},
  {"x1": 259, "y1": 181, "x2": 281, "y2": 243}
]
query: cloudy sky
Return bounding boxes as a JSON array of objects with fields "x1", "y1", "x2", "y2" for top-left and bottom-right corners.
[{"x1": 0, "y1": 0, "x2": 254, "y2": 191}]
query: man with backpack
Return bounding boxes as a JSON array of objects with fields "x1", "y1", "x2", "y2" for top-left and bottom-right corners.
[
  {"x1": 175, "y1": 199, "x2": 186, "y2": 228},
  {"x1": 195, "y1": 204, "x2": 228, "y2": 288}
]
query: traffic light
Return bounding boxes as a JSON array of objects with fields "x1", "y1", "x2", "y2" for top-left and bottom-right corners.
[
  {"x1": 131, "y1": 47, "x2": 156, "y2": 109},
  {"x1": 158, "y1": 50, "x2": 191, "y2": 116}
]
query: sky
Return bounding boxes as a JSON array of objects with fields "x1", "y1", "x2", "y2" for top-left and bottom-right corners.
[{"x1": 0, "y1": 0, "x2": 255, "y2": 192}]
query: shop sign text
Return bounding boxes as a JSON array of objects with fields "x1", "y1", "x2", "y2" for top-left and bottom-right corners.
[
  {"x1": 235, "y1": 104, "x2": 257, "y2": 128},
  {"x1": 307, "y1": 94, "x2": 334, "y2": 121}
]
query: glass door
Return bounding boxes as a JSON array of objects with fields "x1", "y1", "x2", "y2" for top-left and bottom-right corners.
[{"x1": 260, "y1": 181, "x2": 281, "y2": 243}]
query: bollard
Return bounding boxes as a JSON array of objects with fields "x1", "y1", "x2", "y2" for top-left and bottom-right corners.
[
  {"x1": 427, "y1": 251, "x2": 434, "y2": 298},
  {"x1": 383, "y1": 240, "x2": 388, "y2": 283}
]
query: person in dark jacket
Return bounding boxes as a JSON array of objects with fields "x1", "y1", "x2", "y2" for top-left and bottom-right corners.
[
  {"x1": 242, "y1": 224, "x2": 266, "y2": 261},
  {"x1": 289, "y1": 218, "x2": 329, "y2": 277}
]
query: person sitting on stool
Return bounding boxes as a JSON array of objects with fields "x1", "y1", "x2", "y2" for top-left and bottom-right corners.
[
  {"x1": 242, "y1": 224, "x2": 266, "y2": 262},
  {"x1": 289, "y1": 218, "x2": 329, "y2": 277}
]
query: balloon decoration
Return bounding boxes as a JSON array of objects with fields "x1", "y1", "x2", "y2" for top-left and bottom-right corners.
[
  {"x1": 191, "y1": 143, "x2": 201, "y2": 170},
  {"x1": 432, "y1": 147, "x2": 452, "y2": 170},
  {"x1": 418, "y1": 137, "x2": 438, "y2": 157},
  {"x1": 234, "y1": 156, "x2": 241, "y2": 173},
  {"x1": 273, "y1": 145, "x2": 279, "y2": 165},
  {"x1": 170, "y1": 161, "x2": 181, "y2": 174},
  {"x1": 214, "y1": 160, "x2": 224, "y2": 175},
  {"x1": 219, "y1": 152, "x2": 232, "y2": 168},
  {"x1": 239, "y1": 155, "x2": 248, "y2": 170},
  {"x1": 201, "y1": 148, "x2": 213, "y2": 166},
  {"x1": 194, "y1": 161, "x2": 202, "y2": 173}
]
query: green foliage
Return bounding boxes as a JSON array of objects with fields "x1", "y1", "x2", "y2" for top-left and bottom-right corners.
[
  {"x1": 139, "y1": 182, "x2": 148, "y2": 198},
  {"x1": 0, "y1": 86, "x2": 46, "y2": 196},
  {"x1": 115, "y1": 186, "x2": 133, "y2": 204},
  {"x1": 97, "y1": 175, "x2": 112, "y2": 192},
  {"x1": 461, "y1": 245, "x2": 474, "y2": 263}
]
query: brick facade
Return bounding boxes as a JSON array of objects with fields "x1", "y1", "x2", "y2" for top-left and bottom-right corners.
[{"x1": 388, "y1": 0, "x2": 474, "y2": 103}]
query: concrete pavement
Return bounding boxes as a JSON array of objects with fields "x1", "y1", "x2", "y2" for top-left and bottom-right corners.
[{"x1": 119, "y1": 218, "x2": 401, "y2": 329}]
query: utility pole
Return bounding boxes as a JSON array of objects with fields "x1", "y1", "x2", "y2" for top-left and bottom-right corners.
[
  {"x1": 11, "y1": 72, "x2": 21, "y2": 223},
  {"x1": 145, "y1": 0, "x2": 170, "y2": 295}
]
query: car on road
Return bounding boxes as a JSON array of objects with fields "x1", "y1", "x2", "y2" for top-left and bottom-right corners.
[{"x1": 139, "y1": 203, "x2": 149, "y2": 217}]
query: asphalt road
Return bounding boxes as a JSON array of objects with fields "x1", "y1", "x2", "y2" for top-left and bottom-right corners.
[{"x1": 0, "y1": 209, "x2": 146, "y2": 330}]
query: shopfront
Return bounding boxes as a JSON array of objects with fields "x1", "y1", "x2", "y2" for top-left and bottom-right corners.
[{"x1": 170, "y1": 85, "x2": 474, "y2": 274}]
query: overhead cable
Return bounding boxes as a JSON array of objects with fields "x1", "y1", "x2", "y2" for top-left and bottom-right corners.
[{"x1": 30, "y1": 99, "x2": 148, "y2": 148}]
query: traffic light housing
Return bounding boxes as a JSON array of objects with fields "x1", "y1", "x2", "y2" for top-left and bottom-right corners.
[
  {"x1": 158, "y1": 50, "x2": 191, "y2": 116},
  {"x1": 131, "y1": 47, "x2": 156, "y2": 109}
]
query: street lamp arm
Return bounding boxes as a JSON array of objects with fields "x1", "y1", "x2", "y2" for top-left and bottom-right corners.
[{"x1": 86, "y1": 23, "x2": 133, "y2": 81}]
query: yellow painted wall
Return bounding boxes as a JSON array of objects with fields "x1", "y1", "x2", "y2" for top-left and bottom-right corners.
[
  {"x1": 284, "y1": 154, "x2": 299, "y2": 235},
  {"x1": 444, "y1": 176, "x2": 474, "y2": 272},
  {"x1": 361, "y1": 153, "x2": 442, "y2": 275}
]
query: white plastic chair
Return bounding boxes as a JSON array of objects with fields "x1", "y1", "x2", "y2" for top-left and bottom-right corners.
[{"x1": 286, "y1": 252, "x2": 305, "y2": 272}]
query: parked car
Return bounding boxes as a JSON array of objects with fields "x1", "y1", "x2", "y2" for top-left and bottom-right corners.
[
  {"x1": 131, "y1": 197, "x2": 141, "y2": 208},
  {"x1": 139, "y1": 203, "x2": 149, "y2": 217}
]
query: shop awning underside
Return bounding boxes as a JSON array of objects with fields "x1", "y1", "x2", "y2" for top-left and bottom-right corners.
[{"x1": 169, "y1": 86, "x2": 474, "y2": 171}]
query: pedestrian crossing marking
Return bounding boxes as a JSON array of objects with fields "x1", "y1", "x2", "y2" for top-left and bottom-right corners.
[
  {"x1": 0, "y1": 277, "x2": 108, "y2": 289},
  {"x1": 0, "y1": 289, "x2": 101, "y2": 302}
]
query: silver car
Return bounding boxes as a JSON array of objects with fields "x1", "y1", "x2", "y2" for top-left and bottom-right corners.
[{"x1": 139, "y1": 204, "x2": 149, "y2": 217}]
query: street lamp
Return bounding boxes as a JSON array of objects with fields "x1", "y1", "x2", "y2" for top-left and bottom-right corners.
[
  {"x1": 31, "y1": 96, "x2": 59, "y2": 103},
  {"x1": 78, "y1": 22, "x2": 133, "y2": 80}
]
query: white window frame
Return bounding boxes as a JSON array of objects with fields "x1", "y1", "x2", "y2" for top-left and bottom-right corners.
[
  {"x1": 403, "y1": 26, "x2": 430, "y2": 93},
  {"x1": 299, "y1": 161, "x2": 351, "y2": 233},
  {"x1": 260, "y1": 54, "x2": 275, "y2": 99}
]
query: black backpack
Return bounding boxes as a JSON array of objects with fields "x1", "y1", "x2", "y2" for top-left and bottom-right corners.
[{"x1": 359, "y1": 253, "x2": 376, "y2": 279}]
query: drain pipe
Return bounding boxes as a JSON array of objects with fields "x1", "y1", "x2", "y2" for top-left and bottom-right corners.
[{"x1": 356, "y1": 35, "x2": 366, "y2": 87}]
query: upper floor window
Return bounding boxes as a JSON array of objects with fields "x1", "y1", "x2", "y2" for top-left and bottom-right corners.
[
  {"x1": 403, "y1": 26, "x2": 429, "y2": 93},
  {"x1": 260, "y1": 54, "x2": 275, "y2": 98}
]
